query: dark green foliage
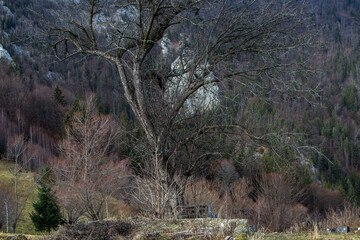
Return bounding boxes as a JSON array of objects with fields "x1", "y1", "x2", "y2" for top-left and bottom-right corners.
[
  {"x1": 53, "y1": 85, "x2": 66, "y2": 106},
  {"x1": 249, "y1": 98, "x2": 274, "y2": 119},
  {"x1": 346, "y1": 179, "x2": 358, "y2": 205},
  {"x1": 345, "y1": 172, "x2": 360, "y2": 206},
  {"x1": 0, "y1": 17, "x2": 15, "y2": 31},
  {"x1": 62, "y1": 97, "x2": 82, "y2": 127},
  {"x1": 342, "y1": 85, "x2": 358, "y2": 112},
  {"x1": 314, "y1": 117, "x2": 324, "y2": 135},
  {"x1": 296, "y1": 167, "x2": 313, "y2": 185},
  {"x1": 30, "y1": 184, "x2": 64, "y2": 233}
]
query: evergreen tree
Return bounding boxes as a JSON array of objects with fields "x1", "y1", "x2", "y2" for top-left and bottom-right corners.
[
  {"x1": 346, "y1": 179, "x2": 359, "y2": 205},
  {"x1": 30, "y1": 183, "x2": 64, "y2": 233},
  {"x1": 53, "y1": 85, "x2": 66, "y2": 106},
  {"x1": 342, "y1": 85, "x2": 358, "y2": 112}
]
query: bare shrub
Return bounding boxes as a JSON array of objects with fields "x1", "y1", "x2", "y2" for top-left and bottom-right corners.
[
  {"x1": 131, "y1": 173, "x2": 186, "y2": 218},
  {"x1": 308, "y1": 222, "x2": 320, "y2": 240},
  {"x1": 183, "y1": 177, "x2": 253, "y2": 219},
  {"x1": 184, "y1": 178, "x2": 222, "y2": 215},
  {"x1": 221, "y1": 178, "x2": 254, "y2": 219},
  {"x1": 116, "y1": 200, "x2": 138, "y2": 220},
  {"x1": 55, "y1": 158, "x2": 129, "y2": 222},
  {"x1": 56, "y1": 190, "x2": 84, "y2": 224},
  {"x1": 77, "y1": 185, "x2": 107, "y2": 221},
  {"x1": 254, "y1": 173, "x2": 308, "y2": 232},
  {"x1": 53, "y1": 221, "x2": 134, "y2": 240},
  {"x1": 319, "y1": 203, "x2": 360, "y2": 229},
  {"x1": 304, "y1": 184, "x2": 345, "y2": 215}
]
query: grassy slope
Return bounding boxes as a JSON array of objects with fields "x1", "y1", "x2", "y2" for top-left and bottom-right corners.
[{"x1": 0, "y1": 160, "x2": 38, "y2": 234}]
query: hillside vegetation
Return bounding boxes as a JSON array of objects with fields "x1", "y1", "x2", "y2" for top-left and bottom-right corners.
[{"x1": 2, "y1": 0, "x2": 360, "y2": 236}]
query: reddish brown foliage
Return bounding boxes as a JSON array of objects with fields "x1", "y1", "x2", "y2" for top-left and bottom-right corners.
[
  {"x1": 253, "y1": 173, "x2": 308, "y2": 232},
  {"x1": 304, "y1": 184, "x2": 345, "y2": 214}
]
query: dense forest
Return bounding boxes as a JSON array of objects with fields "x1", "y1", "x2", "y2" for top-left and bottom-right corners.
[{"x1": 1, "y1": 0, "x2": 360, "y2": 234}]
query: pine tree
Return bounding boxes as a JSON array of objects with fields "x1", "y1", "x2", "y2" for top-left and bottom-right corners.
[
  {"x1": 347, "y1": 179, "x2": 358, "y2": 205},
  {"x1": 30, "y1": 183, "x2": 64, "y2": 233},
  {"x1": 53, "y1": 85, "x2": 66, "y2": 106}
]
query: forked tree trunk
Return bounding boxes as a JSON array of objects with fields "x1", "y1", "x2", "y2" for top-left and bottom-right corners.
[{"x1": 153, "y1": 154, "x2": 186, "y2": 218}]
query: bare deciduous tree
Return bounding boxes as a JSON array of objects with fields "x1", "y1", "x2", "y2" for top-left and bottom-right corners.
[
  {"x1": 6, "y1": 135, "x2": 43, "y2": 233},
  {"x1": 38, "y1": 0, "x2": 312, "y2": 216},
  {"x1": 0, "y1": 183, "x2": 13, "y2": 233},
  {"x1": 54, "y1": 95, "x2": 124, "y2": 221}
]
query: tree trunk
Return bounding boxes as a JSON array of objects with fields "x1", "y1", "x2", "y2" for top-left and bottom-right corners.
[
  {"x1": 5, "y1": 201, "x2": 9, "y2": 233},
  {"x1": 153, "y1": 153, "x2": 187, "y2": 218},
  {"x1": 13, "y1": 156, "x2": 18, "y2": 233},
  {"x1": 11, "y1": 220, "x2": 17, "y2": 234}
]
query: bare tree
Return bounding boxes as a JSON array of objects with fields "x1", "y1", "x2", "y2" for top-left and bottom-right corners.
[
  {"x1": 38, "y1": 0, "x2": 312, "y2": 216},
  {"x1": 54, "y1": 95, "x2": 124, "y2": 221},
  {"x1": 56, "y1": 190, "x2": 84, "y2": 224},
  {"x1": 0, "y1": 183, "x2": 13, "y2": 233},
  {"x1": 6, "y1": 135, "x2": 43, "y2": 233},
  {"x1": 132, "y1": 169, "x2": 188, "y2": 218}
]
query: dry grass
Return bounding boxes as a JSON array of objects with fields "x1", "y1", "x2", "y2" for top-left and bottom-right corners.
[
  {"x1": 0, "y1": 233, "x2": 48, "y2": 240},
  {"x1": 318, "y1": 204, "x2": 360, "y2": 230},
  {"x1": 307, "y1": 222, "x2": 320, "y2": 240},
  {"x1": 247, "y1": 228, "x2": 266, "y2": 240}
]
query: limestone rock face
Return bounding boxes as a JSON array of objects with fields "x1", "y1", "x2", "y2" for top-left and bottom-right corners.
[
  {"x1": 0, "y1": 44, "x2": 13, "y2": 62},
  {"x1": 165, "y1": 54, "x2": 220, "y2": 116}
]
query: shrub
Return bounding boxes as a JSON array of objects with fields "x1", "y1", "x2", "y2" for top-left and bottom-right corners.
[
  {"x1": 183, "y1": 177, "x2": 253, "y2": 219},
  {"x1": 184, "y1": 178, "x2": 222, "y2": 214},
  {"x1": 320, "y1": 203, "x2": 360, "y2": 229},
  {"x1": 53, "y1": 221, "x2": 133, "y2": 240},
  {"x1": 253, "y1": 173, "x2": 308, "y2": 232},
  {"x1": 304, "y1": 184, "x2": 345, "y2": 214}
]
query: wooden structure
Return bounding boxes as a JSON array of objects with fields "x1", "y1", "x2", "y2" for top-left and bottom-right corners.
[{"x1": 178, "y1": 205, "x2": 211, "y2": 219}]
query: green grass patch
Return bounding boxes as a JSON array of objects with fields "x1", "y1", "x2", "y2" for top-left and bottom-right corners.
[{"x1": 0, "y1": 160, "x2": 39, "y2": 234}]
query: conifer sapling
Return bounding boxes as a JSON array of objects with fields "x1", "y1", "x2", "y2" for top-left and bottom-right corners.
[{"x1": 30, "y1": 183, "x2": 64, "y2": 233}]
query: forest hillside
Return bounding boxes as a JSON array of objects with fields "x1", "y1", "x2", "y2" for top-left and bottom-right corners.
[{"x1": 1, "y1": 0, "x2": 360, "y2": 238}]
